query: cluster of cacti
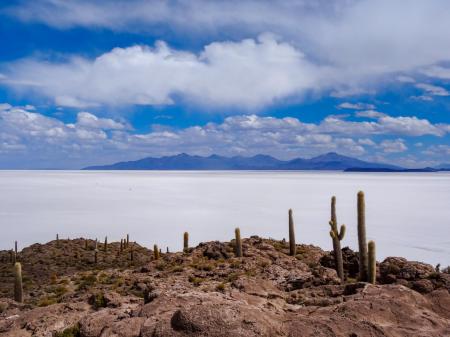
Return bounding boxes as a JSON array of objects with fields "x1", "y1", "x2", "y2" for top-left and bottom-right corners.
[
  {"x1": 235, "y1": 228, "x2": 242, "y2": 257},
  {"x1": 14, "y1": 262, "x2": 23, "y2": 303},
  {"x1": 328, "y1": 196, "x2": 346, "y2": 282},
  {"x1": 288, "y1": 209, "x2": 296, "y2": 256},
  {"x1": 183, "y1": 232, "x2": 189, "y2": 253}
]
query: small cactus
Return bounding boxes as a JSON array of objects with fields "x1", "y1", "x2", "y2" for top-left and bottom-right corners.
[
  {"x1": 56, "y1": 234, "x2": 59, "y2": 247},
  {"x1": 235, "y1": 228, "x2": 242, "y2": 257},
  {"x1": 94, "y1": 250, "x2": 98, "y2": 264},
  {"x1": 14, "y1": 262, "x2": 23, "y2": 303},
  {"x1": 126, "y1": 234, "x2": 129, "y2": 248},
  {"x1": 288, "y1": 209, "x2": 296, "y2": 256},
  {"x1": 154, "y1": 244, "x2": 160, "y2": 260},
  {"x1": 183, "y1": 232, "x2": 189, "y2": 253},
  {"x1": 104, "y1": 236, "x2": 108, "y2": 252},
  {"x1": 357, "y1": 191, "x2": 368, "y2": 281},
  {"x1": 368, "y1": 241, "x2": 376, "y2": 284},
  {"x1": 166, "y1": 247, "x2": 169, "y2": 253},
  {"x1": 120, "y1": 239, "x2": 123, "y2": 253},
  {"x1": 130, "y1": 244, "x2": 134, "y2": 261},
  {"x1": 329, "y1": 196, "x2": 346, "y2": 282}
]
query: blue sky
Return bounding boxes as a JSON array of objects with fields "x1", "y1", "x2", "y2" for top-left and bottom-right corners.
[{"x1": 0, "y1": 0, "x2": 449, "y2": 169}]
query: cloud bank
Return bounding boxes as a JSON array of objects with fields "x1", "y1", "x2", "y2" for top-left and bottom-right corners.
[{"x1": 1, "y1": 104, "x2": 448, "y2": 169}]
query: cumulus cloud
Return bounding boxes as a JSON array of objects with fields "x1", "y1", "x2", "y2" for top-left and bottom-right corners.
[
  {"x1": 2, "y1": 36, "x2": 322, "y2": 109},
  {"x1": 1, "y1": 103, "x2": 449, "y2": 168},
  {"x1": 415, "y1": 83, "x2": 450, "y2": 97},
  {"x1": 355, "y1": 110, "x2": 386, "y2": 119},
  {"x1": 338, "y1": 102, "x2": 376, "y2": 110},
  {"x1": 379, "y1": 139, "x2": 408, "y2": 153},
  {"x1": 420, "y1": 66, "x2": 450, "y2": 80}
]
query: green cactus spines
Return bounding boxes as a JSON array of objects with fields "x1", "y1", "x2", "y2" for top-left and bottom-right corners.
[
  {"x1": 14, "y1": 262, "x2": 23, "y2": 303},
  {"x1": 368, "y1": 240, "x2": 376, "y2": 284},
  {"x1": 288, "y1": 209, "x2": 296, "y2": 256},
  {"x1": 183, "y1": 232, "x2": 189, "y2": 253},
  {"x1": 329, "y1": 196, "x2": 346, "y2": 282},
  {"x1": 104, "y1": 237, "x2": 108, "y2": 252},
  {"x1": 357, "y1": 191, "x2": 368, "y2": 281},
  {"x1": 235, "y1": 228, "x2": 242, "y2": 257},
  {"x1": 154, "y1": 244, "x2": 160, "y2": 260}
]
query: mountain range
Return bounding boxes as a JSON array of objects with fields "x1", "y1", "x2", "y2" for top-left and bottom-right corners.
[{"x1": 84, "y1": 152, "x2": 415, "y2": 171}]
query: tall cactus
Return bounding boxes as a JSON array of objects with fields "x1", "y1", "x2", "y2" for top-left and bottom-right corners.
[
  {"x1": 56, "y1": 234, "x2": 60, "y2": 248},
  {"x1": 357, "y1": 191, "x2": 368, "y2": 281},
  {"x1": 104, "y1": 236, "x2": 108, "y2": 252},
  {"x1": 368, "y1": 241, "x2": 376, "y2": 284},
  {"x1": 288, "y1": 209, "x2": 296, "y2": 256},
  {"x1": 120, "y1": 239, "x2": 123, "y2": 253},
  {"x1": 14, "y1": 262, "x2": 23, "y2": 303},
  {"x1": 235, "y1": 228, "x2": 242, "y2": 257},
  {"x1": 154, "y1": 244, "x2": 160, "y2": 260},
  {"x1": 329, "y1": 196, "x2": 346, "y2": 282},
  {"x1": 183, "y1": 232, "x2": 189, "y2": 253},
  {"x1": 126, "y1": 234, "x2": 129, "y2": 248}
]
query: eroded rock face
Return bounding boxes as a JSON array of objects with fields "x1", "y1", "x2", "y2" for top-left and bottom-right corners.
[{"x1": 0, "y1": 238, "x2": 449, "y2": 337}]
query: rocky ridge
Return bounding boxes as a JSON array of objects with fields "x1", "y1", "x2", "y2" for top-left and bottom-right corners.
[{"x1": 0, "y1": 237, "x2": 449, "y2": 337}]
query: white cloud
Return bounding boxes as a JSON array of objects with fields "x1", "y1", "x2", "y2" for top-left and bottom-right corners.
[
  {"x1": 396, "y1": 75, "x2": 416, "y2": 83},
  {"x1": 3, "y1": 36, "x2": 322, "y2": 109},
  {"x1": 415, "y1": 83, "x2": 449, "y2": 97},
  {"x1": 355, "y1": 110, "x2": 386, "y2": 119},
  {"x1": 75, "y1": 112, "x2": 129, "y2": 130},
  {"x1": 420, "y1": 66, "x2": 450, "y2": 80},
  {"x1": 338, "y1": 102, "x2": 376, "y2": 110},
  {"x1": 380, "y1": 139, "x2": 408, "y2": 153}
]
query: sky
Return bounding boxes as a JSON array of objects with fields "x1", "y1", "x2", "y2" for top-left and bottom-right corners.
[{"x1": 0, "y1": 0, "x2": 449, "y2": 169}]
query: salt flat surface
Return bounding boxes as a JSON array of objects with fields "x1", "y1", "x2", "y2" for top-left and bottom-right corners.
[{"x1": 0, "y1": 170, "x2": 449, "y2": 266}]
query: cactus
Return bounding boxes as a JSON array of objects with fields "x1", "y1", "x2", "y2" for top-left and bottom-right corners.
[
  {"x1": 120, "y1": 239, "x2": 123, "y2": 253},
  {"x1": 288, "y1": 209, "x2": 296, "y2": 256},
  {"x1": 166, "y1": 247, "x2": 169, "y2": 253},
  {"x1": 329, "y1": 196, "x2": 346, "y2": 282},
  {"x1": 126, "y1": 234, "x2": 129, "y2": 248},
  {"x1": 357, "y1": 191, "x2": 368, "y2": 281},
  {"x1": 56, "y1": 234, "x2": 59, "y2": 247},
  {"x1": 368, "y1": 241, "x2": 376, "y2": 284},
  {"x1": 94, "y1": 250, "x2": 98, "y2": 264},
  {"x1": 85, "y1": 239, "x2": 88, "y2": 250},
  {"x1": 14, "y1": 262, "x2": 23, "y2": 303},
  {"x1": 235, "y1": 228, "x2": 242, "y2": 257},
  {"x1": 130, "y1": 244, "x2": 134, "y2": 261},
  {"x1": 95, "y1": 239, "x2": 98, "y2": 251},
  {"x1": 183, "y1": 232, "x2": 189, "y2": 253},
  {"x1": 12, "y1": 250, "x2": 16, "y2": 264},
  {"x1": 104, "y1": 236, "x2": 108, "y2": 252},
  {"x1": 154, "y1": 244, "x2": 160, "y2": 260}
]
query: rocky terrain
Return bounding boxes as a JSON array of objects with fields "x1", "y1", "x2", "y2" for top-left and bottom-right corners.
[{"x1": 0, "y1": 237, "x2": 449, "y2": 337}]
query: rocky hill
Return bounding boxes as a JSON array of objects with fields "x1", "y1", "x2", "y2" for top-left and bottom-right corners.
[{"x1": 0, "y1": 237, "x2": 449, "y2": 337}]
